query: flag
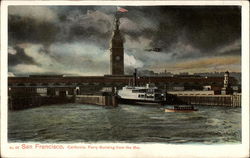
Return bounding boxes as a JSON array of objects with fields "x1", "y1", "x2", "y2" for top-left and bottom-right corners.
[{"x1": 117, "y1": 7, "x2": 128, "y2": 12}]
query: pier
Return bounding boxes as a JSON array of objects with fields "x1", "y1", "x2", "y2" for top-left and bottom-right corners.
[
  {"x1": 8, "y1": 94, "x2": 118, "y2": 110},
  {"x1": 8, "y1": 94, "x2": 241, "y2": 110},
  {"x1": 8, "y1": 96, "x2": 74, "y2": 110},
  {"x1": 75, "y1": 95, "x2": 118, "y2": 107},
  {"x1": 176, "y1": 94, "x2": 241, "y2": 107},
  {"x1": 7, "y1": 71, "x2": 240, "y2": 110}
]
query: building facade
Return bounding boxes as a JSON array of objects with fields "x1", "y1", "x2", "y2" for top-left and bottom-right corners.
[{"x1": 8, "y1": 74, "x2": 238, "y2": 97}]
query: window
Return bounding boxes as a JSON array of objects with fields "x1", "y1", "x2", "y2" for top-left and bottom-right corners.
[
  {"x1": 30, "y1": 83, "x2": 37, "y2": 86},
  {"x1": 138, "y1": 94, "x2": 145, "y2": 98},
  {"x1": 132, "y1": 90, "x2": 140, "y2": 93},
  {"x1": 139, "y1": 89, "x2": 146, "y2": 93},
  {"x1": 154, "y1": 89, "x2": 161, "y2": 93},
  {"x1": 37, "y1": 88, "x2": 47, "y2": 94}
]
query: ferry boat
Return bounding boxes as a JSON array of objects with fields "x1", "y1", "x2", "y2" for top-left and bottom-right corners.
[
  {"x1": 165, "y1": 105, "x2": 198, "y2": 112},
  {"x1": 117, "y1": 83, "x2": 166, "y2": 105}
]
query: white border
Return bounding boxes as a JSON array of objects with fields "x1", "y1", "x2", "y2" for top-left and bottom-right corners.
[
  {"x1": 1, "y1": 1, "x2": 249, "y2": 158},
  {"x1": 241, "y1": 0, "x2": 249, "y2": 154},
  {"x1": 0, "y1": 0, "x2": 247, "y2": 6}
]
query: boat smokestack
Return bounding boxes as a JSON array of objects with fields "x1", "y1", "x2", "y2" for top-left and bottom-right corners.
[{"x1": 133, "y1": 69, "x2": 137, "y2": 87}]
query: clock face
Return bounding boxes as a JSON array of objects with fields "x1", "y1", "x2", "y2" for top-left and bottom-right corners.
[{"x1": 115, "y1": 56, "x2": 120, "y2": 61}]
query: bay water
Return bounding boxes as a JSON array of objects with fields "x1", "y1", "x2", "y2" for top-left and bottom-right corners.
[{"x1": 8, "y1": 103, "x2": 241, "y2": 144}]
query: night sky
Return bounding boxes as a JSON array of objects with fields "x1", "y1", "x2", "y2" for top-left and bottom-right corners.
[{"x1": 8, "y1": 6, "x2": 241, "y2": 76}]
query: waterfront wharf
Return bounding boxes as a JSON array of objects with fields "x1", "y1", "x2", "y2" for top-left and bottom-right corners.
[
  {"x1": 8, "y1": 94, "x2": 118, "y2": 110},
  {"x1": 176, "y1": 94, "x2": 241, "y2": 107},
  {"x1": 8, "y1": 93, "x2": 240, "y2": 110},
  {"x1": 75, "y1": 95, "x2": 118, "y2": 107},
  {"x1": 8, "y1": 96, "x2": 73, "y2": 110}
]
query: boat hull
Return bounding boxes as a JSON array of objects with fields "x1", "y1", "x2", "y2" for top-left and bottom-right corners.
[
  {"x1": 118, "y1": 98, "x2": 165, "y2": 106},
  {"x1": 165, "y1": 109, "x2": 198, "y2": 112},
  {"x1": 165, "y1": 105, "x2": 198, "y2": 112}
]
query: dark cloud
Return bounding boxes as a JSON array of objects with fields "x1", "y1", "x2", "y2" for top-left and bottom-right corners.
[
  {"x1": 8, "y1": 6, "x2": 241, "y2": 76},
  {"x1": 219, "y1": 49, "x2": 241, "y2": 56},
  {"x1": 124, "y1": 6, "x2": 241, "y2": 53},
  {"x1": 8, "y1": 46, "x2": 37, "y2": 66},
  {"x1": 8, "y1": 6, "x2": 241, "y2": 52},
  {"x1": 8, "y1": 15, "x2": 59, "y2": 47},
  {"x1": 178, "y1": 6, "x2": 241, "y2": 53}
]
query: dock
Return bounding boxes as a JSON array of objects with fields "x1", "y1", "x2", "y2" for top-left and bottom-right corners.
[
  {"x1": 75, "y1": 95, "x2": 118, "y2": 107},
  {"x1": 8, "y1": 94, "x2": 118, "y2": 110},
  {"x1": 8, "y1": 96, "x2": 73, "y2": 110},
  {"x1": 176, "y1": 94, "x2": 241, "y2": 107}
]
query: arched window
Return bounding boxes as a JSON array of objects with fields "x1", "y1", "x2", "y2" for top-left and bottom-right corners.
[
  {"x1": 42, "y1": 83, "x2": 48, "y2": 86},
  {"x1": 53, "y1": 83, "x2": 61, "y2": 86},
  {"x1": 76, "y1": 83, "x2": 82, "y2": 86},
  {"x1": 30, "y1": 83, "x2": 37, "y2": 86},
  {"x1": 17, "y1": 83, "x2": 25, "y2": 86}
]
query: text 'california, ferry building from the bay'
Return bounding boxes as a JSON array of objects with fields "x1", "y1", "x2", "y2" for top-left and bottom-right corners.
[{"x1": 8, "y1": 11, "x2": 240, "y2": 97}]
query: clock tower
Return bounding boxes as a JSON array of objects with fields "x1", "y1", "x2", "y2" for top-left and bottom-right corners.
[{"x1": 110, "y1": 14, "x2": 124, "y2": 75}]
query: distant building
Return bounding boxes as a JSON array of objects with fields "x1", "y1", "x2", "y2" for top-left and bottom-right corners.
[
  {"x1": 172, "y1": 86, "x2": 185, "y2": 91},
  {"x1": 168, "y1": 90, "x2": 215, "y2": 96},
  {"x1": 158, "y1": 70, "x2": 173, "y2": 76},
  {"x1": 179, "y1": 72, "x2": 189, "y2": 75},
  {"x1": 221, "y1": 71, "x2": 233, "y2": 95},
  {"x1": 194, "y1": 71, "x2": 241, "y2": 84}
]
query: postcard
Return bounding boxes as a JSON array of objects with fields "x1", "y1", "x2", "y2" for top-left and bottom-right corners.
[{"x1": 1, "y1": 1, "x2": 249, "y2": 158}]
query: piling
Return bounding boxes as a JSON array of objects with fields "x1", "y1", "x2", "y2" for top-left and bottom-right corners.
[
  {"x1": 176, "y1": 94, "x2": 241, "y2": 107},
  {"x1": 8, "y1": 96, "x2": 73, "y2": 110},
  {"x1": 75, "y1": 95, "x2": 118, "y2": 107}
]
